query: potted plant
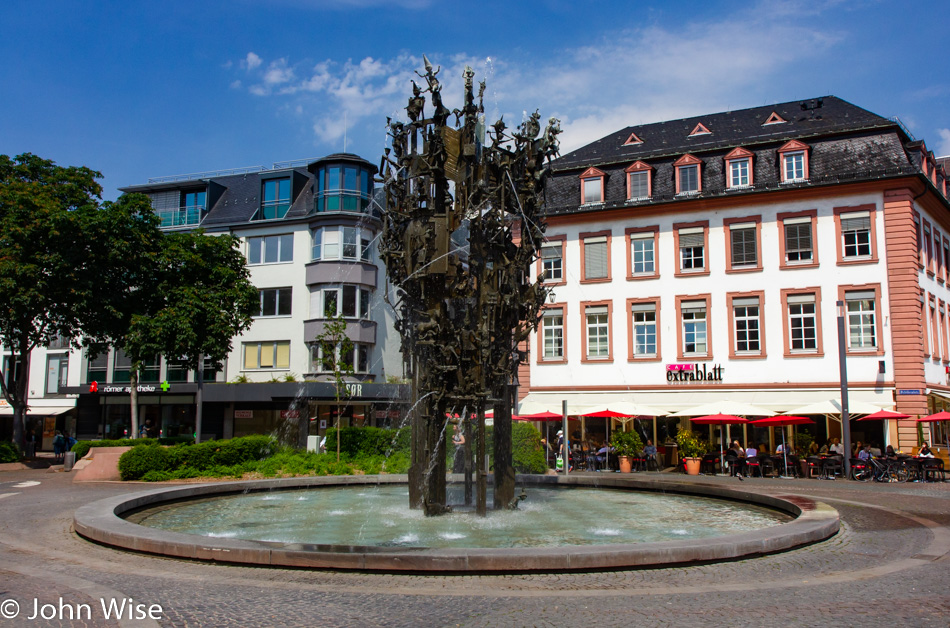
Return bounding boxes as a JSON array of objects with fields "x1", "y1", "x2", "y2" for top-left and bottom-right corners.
[
  {"x1": 676, "y1": 430, "x2": 705, "y2": 475},
  {"x1": 610, "y1": 430, "x2": 643, "y2": 473},
  {"x1": 794, "y1": 431, "x2": 815, "y2": 476}
]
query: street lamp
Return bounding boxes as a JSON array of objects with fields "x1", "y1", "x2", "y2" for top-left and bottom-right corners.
[{"x1": 836, "y1": 300, "x2": 852, "y2": 478}]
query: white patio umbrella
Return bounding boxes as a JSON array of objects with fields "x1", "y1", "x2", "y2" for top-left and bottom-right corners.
[
  {"x1": 783, "y1": 399, "x2": 884, "y2": 416},
  {"x1": 670, "y1": 400, "x2": 776, "y2": 417}
]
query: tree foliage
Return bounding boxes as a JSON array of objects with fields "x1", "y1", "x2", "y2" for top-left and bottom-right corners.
[{"x1": 0, "y1": 153, "x2": 116, "y2": 447}]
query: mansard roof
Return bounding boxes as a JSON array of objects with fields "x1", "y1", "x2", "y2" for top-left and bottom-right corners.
[{"x1": 553, "y1": 96, "x2": 896, "y2": 172}]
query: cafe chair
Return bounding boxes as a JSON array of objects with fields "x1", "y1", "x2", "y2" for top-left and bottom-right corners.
[
  {"x1": 700, "y1": 453, "x2": 719, "y2": 475},
  {"x1": 744, "y1": 456, "x2": 762, "y2": 478}
]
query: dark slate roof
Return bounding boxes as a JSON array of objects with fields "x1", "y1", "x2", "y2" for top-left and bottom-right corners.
[
  {"x1": 553, "y1": 96, "x2": 898, "y2": 172},
  {"x1": 541, "y1": 96, "x2": 931, "y2": 216}
]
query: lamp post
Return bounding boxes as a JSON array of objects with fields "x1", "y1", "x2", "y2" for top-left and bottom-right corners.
[{"x1": 836, "y1": 300, "x2": 852, "y2": 479}]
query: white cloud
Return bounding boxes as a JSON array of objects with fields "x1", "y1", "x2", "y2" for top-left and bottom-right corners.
[
  {"x1": 229, "y1": 6, "x2": 845, "y2": 155},
  {"x1": 936, "y1": 129, "x2": 950, "y2": 157},
  {"x1": 245, "y1": 52, "x2": 262, "y2": 71},
  {"x1": 229, "y1": 80, "x2": 242, "y2": 90}
]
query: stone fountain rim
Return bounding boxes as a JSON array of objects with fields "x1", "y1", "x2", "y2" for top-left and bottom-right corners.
[{"x1": 73, "y1": 474, "x2": 839, "y2": 573}]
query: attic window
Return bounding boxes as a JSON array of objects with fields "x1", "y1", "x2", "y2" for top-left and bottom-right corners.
[
  {"x1": 623, "y1": 132, "x2": 643, "y2": 146},
  {"x1": 579, "y1": 167, "x2": 606, "y2": 204},
  {"x1": 763, "y1": 112, "x2": 787, "y2": 125},
  {"x1": 689, "y1": 123, "x2": 711, "y2": 137}
]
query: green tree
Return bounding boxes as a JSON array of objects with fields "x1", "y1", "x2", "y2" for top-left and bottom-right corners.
[
  {"x1": 0, "y1": 153, "x2": 127, "y2": 448},
  {"x1": 313, "y1": 312, "x2": 354, "y2": 462},
  {"x1": 93, "y1": 209, "x2": 258, "y2": 442}
]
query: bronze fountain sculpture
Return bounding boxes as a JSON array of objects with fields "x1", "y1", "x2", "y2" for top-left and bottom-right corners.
[{"x1": 380, "y1": 58, "x2": 560, "y2": 516}]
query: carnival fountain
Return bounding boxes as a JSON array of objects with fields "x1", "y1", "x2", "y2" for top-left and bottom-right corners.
[{"x1": 73, "y1": 60, "x2": 840, "y2": 573}]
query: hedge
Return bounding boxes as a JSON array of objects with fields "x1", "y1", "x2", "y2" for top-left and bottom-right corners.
[
  {"x1": 72, "y1": 436, "x2": 194, "y2": 460},
  {"x1": 118, "y1": 435, "x2": 277, "y2": 481},
  {"x1": 0, "y1": 441, "x2": 19, "y2": 463}
]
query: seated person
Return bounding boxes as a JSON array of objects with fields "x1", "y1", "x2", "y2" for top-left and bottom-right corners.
[
  {"x1": 918, "y1": 442, "x2": 934, "y2": 457},
  {"x1": 808, "y1": 441, "x2": 820, "y2": 456},
  {"x1": 857, "y1": 445, "x2": 872, "y2": 461},
  {"x1": 829, "y1": 438, "x2": 844, "y2": 455},
  {"x1": 643, "y1": 439, "x2": 657, "y2": 459},
  {"x1": 884, "y1": 444, "x2": 897, "y2": 459},
  {"x1": 818, "y1": 441, "x2": 830, "y2": 454},
  {"x1": 775, "y1": 442, "x2": 785, "y2": 455},
  {"x1": 745, "y1": 443, "x2": 758, "y2": 458},
  {"x1": 852, "y1": 440, "x2": 863, "y2": 457},
  {"x1": 729, "y1": 440, "x2": 745, "y2": 457}
]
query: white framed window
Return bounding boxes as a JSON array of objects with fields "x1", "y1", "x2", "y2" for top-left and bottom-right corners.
[
  {"x1": 784, "y1": 217, "x2": 813, "y2": 263},
  {"x1": 248, "y1": 234, "x2": 293, "y2": 265},
  {"x1": 312, "y1": 226, "x2": 372, "y2": 262},
  {"x1": 45, "y1": 354, "x2": 69, "y2": 395},
  {"x1": 679, "y1": 228, "x2": 705, "y2": 271},
  {"x1": 311, "y1": 342, "x2": 369, "y2": 374},
  {"x1": 583, "y1": 235, "x2": 608, "y2": 280},
  {"x1": 256, "y1": 287, "x2": 292, "y2": 317},
  {"x1": 841, "y1": 212, "x2": 872, "y2": 259},
  {"x1": 729, "y1": 223, "x2": 757, "y2": 267},
  {"x1": 243, "y1": 341, "x2": 290, "y2": 370},
  {"x1": 631, "y1": 303, "x2": 657, "y2": 357},
  {"x1": 631, "y1": 234, "x2": 655, "y2": 275},
  {"x1": 733, "y1": 297, "x2": 761, "y2": 354},
  {"x1": 681, "y1": 302, "x2": 707, "y2": 356},
  {"x1": 846, "y1": 291, "x2": 877, "y2": 350},
  {"x1": 585, "y1": 306, "x2": 610, "y2": 359},
  {"x1": 541, "y1": 242, "x2": 562, "y2": 281},
  {"x1": 783, "y1": 152, "x2": 806, "y2": 182},
  {"x1": 788, "y1": 295, "x2": 818, "y2": 352},
  {"x1": 728, "y1": 158, "x2": 750, "y2": 188},
  {"x1": 542, "y1": 309, "x2": 564, "y2": 360},
  {"x1": 319, "y1": 286, "x2": 370, "y2": 319}
]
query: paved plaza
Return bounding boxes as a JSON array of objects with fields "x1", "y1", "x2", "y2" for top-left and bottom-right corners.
[{"x1": 0, "y1": 467, "x2": 948, "y2": 628}]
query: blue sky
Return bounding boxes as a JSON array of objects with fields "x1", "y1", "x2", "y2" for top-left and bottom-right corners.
[{"x1": 2, "y1": 0, "x2": 948, "y2": 200}]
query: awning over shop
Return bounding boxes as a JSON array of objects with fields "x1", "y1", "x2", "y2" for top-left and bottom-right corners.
[
  {"x1": 0, "y1": 405, "x2": 75, "y2": 416},
  {"x1": 518, "y1": 389, "x2": 895, "y2": 416}
]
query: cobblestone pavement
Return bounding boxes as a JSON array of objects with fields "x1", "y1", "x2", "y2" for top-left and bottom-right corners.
[{"x1": 0, "y1": 470, "x2": 948, "y2": 627}]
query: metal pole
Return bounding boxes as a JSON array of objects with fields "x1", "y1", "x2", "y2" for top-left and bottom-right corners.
[
  {"x1": 562, "y1": 400, "x2": 569, "y2": 476},
  {"x1": 837, "y1": 300, "x2": 852, "y2": 479}
]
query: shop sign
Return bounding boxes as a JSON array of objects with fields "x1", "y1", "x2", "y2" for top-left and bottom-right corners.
[
  {"x1": 666, "y1": 363, "x2": 724, "y2": 383},
  {"x1": 234, "y1": 410, "x2": 254, "y2": 419},
  {"x1": 280, "y1": 410, "x2": 300, "y2": 419},
  {"x1": 897, "y1": 389, "x2": 922, "y2": 395}
]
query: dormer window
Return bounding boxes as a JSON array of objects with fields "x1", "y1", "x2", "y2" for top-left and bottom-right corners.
[
  {"x1": 689, "y1": 123, "x2": 711, "y2": 137},
  {"x1": 674, "y1": 154, "x2": 702, "y2": 195},
  {"x1": 778, "y1": 140, "x2": 809, "y2": 183},
  {"x1": 624, "y1": 161, "x2": 652, "y2": 200},
  {"x1": 580, "y1": 167, "x2": 606, "y2": 204},
  {"x1": 259, "y1": 177, "x2": 291, "y2": 220},
  {"x1": 623, "y1": 132, "x2": 643, "y2": 146},
  {"x1": 763, "y1": 112, "x2": 787, "y2": 125},
  {"x1": 724, "y1": 147, "x2": 754, "y2": 189}
]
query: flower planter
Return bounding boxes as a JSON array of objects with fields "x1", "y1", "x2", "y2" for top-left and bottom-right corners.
[
  {"x1": 684, "y1": 457, "x2": 702, "y2": 475},
  {"x1": 618, "y1": 455, "x2": 633, "y2": 473}
]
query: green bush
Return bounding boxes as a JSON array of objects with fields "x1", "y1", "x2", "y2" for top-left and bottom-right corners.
[
  {"x1": 118, "y1": 445, "x2": 172, "y2": 480},
  {"x1": 323, "y1": 426, "x2": 409, "y2": 457},
  {"x1": 610, "y1": 430, "x2": 644, "y2": 457},
  {"x1": 212, "y1": 435, "x2": 275, "y2": 466},
  {"x1": 72, "y1": 438, "x2": 159, "y2": 459},
  {"x1": 0, "y1": 441, "x2": 19, "y2": 463},
  {"x1": 381, "y1": 450, "x2": 410, "y2": 474},
  {"x1": 676, "y1": 430, "x2": 706, "y2": 459},
  {"x1": 512, "y1": 422, "x2": 547, "y2": 474}
]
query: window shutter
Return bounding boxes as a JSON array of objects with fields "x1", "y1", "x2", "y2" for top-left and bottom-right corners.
[
  {"x1": 840, "y1": 213, "x2": 871, "y2": 231},
  {"x1": 585, "y1": 237, "x2": 608, "y2": 278},
  {"x1": 679, "y1": 232, "x2": 704, "y2": 249}
]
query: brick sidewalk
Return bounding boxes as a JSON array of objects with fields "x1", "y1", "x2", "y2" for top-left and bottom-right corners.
[{"x1": 0, "y1": 470, "x2": 948, "y2": 627}]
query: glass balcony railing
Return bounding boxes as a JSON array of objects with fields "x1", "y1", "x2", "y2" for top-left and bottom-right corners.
[
  {"x1": 314, "y1": 191, "x2": 375, "y2": 215},
  {"x1": 157, "y1": 205, "x2": 204, "y2": 228}
]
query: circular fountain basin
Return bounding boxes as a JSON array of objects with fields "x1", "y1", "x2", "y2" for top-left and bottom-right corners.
[{"x1": 74, "y1": 474, "x2": 839, "y2": 573}]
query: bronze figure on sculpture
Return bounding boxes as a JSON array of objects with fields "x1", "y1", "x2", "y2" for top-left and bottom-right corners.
[{"x1": 380, "y1": 57, "x2": 560, "y2": 516}]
